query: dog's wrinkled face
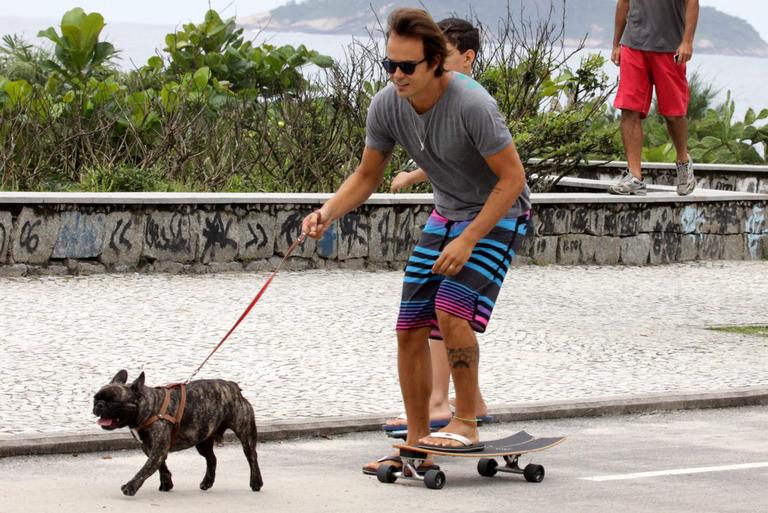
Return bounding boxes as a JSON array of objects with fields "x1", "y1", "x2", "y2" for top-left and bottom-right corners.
[{"x1": 92, "y1": 370, "x2": 143, "y2": 430}]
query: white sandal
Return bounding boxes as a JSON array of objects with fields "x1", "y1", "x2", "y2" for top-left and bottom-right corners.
[{"x1": 418, "y1": 432, "x2": 485, "y2": 452}]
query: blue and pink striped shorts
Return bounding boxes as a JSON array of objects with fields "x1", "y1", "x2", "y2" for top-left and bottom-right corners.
[{"x1": 396, "y1": 209, "x2": 531, "y2": 340}]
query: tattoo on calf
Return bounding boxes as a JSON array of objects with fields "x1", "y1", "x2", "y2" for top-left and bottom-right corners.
[{"x1": 447, "y1": 346, "x2": 479, "y2": 369}]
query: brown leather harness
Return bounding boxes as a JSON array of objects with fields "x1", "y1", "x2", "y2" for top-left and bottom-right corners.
[{"x1": 134, "y1": 383, "x2": 187, "y2": 446}]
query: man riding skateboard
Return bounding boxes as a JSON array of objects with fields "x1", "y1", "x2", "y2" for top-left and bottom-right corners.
[{"x1": 301, "y1": 8, "x2": 531, "y2": 473}]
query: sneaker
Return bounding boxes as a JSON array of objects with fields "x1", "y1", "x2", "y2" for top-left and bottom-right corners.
[
  {"x1": 608, "y1": 169, "x2": 647, "y2": 196},
  {"x1": 676, "y1": 156, "x2": 696, "y2": 196}
]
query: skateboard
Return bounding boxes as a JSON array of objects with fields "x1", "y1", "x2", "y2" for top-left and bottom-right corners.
[{"x1": 377, "y1": 431, "x2": 565, "y2": 490}]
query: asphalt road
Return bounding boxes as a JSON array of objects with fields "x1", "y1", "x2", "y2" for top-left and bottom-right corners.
[{"x1": 1, "y1": 405, "x2": 766, "y2": 513}]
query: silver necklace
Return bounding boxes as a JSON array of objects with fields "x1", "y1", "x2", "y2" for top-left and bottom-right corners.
[{"x1": 409, "y1": 102, "x2": 436, "y2": 151}]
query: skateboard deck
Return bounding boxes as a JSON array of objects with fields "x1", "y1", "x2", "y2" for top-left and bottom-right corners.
[
  {"x1": 374, "y1": 431, "x2": 565, "y2": 489},
  {"x1": 395, "y1": 430, "x2": 565, "y2": 458}
]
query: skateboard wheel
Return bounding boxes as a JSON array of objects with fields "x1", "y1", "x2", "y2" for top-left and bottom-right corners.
[
  {"x1": 376, "y1": 464, "x2": 398, "y2": 484},
  {"x1": 477, "y1": 458, "x2": 498, "y2": 477},
  {"x1": 523, "y1": 464, "x2": 545, "y2": 483},
  {"x1": 423, "y1": 469, "x2": 446, "y2": 490}
]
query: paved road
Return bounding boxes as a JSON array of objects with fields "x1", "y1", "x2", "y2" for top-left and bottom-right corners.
[
  {"x1": 1, "y1": 261, "x2": 768, "y2": 436},
  {"x1": 1, "y1": 406, "x2": 766, "y2": 513}
]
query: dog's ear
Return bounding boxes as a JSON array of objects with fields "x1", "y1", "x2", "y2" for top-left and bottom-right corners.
[
  {"x1": 130, "y1": 372, "x2": 146, "y2": 391},
  {"x1": 111, "y1": 370, "x2": 128, "y2": 384}
]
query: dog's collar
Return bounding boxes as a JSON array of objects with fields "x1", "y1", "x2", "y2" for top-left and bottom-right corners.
[{"x1": 134, "y1": 383, "x2": 187, "y2": 445}]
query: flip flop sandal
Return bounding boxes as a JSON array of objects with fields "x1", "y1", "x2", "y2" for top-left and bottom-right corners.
[
  {"x1": 361, "y1": 455, "x2": 440, "y2": 475},
  {"x1": 362, "y1": 455, "x2": 402, "y2": 476},
  {"x1": 383, "y1": 415, "x2": 452, "y2": 432},
  {"x1": 476, "y1": 414, "x2": 494, "y2": 426},
  {"x1": 417, "y1": 432, "x2": 485, "y2": 453}
]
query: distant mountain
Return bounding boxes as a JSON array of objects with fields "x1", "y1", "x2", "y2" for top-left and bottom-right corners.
[{"x1": 239, "y1": 0, "x2": 768, "y2": 57}]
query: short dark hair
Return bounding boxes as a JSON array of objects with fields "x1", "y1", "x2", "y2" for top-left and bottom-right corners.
[
  {"x1": 386, "y1": 8, "x2": 448, "y2": 77},
  {"x1": 437, "y1": 17, "x2": 480, "y2": 54}
]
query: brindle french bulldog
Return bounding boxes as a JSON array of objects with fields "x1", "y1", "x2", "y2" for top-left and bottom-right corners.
[{"x1": 93, "y1": 370, "x2": 263, "y2": 496}]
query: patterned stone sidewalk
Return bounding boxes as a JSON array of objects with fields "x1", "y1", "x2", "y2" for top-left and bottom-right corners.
[{"x1": 1, "y1": 261, "x2": 767, "y2": 437}]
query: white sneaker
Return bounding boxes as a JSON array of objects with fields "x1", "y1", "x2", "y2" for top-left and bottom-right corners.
[
  {"x1": 608, "y1": 169, "x2": 647, "y2": 196},
  {"x1": 676, "y1": 156, "x2": 696, "y2": 196}
]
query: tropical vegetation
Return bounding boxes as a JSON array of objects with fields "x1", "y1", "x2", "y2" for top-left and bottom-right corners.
[{"x1": 0, "y1": 5, "x2": 765, "y2": 193}]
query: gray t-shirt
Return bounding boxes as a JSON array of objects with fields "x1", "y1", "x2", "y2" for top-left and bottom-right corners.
[
  {"x1": 620, "y1": 0, "x2": 686, "y2": 53},
  {"x1": 366, "y1": 72, "x2": 531, "y2": 221}
]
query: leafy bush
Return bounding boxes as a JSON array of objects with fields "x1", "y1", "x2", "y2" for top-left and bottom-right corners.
[
  {"x1": 1, "y1": 2, "x2": 764, "y2": 193},
  {"x1": 606, "y1": 72, "x2": 768, "y2": 164}
]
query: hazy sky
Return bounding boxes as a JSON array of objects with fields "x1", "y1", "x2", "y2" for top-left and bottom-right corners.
[{"x1": 1, "y1": 1, "x2": 767, "y2": 40}]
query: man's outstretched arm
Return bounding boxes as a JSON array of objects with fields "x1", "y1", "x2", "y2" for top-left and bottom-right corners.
[{"x1": 302, "y1": 146, "x2": 391, "y2": 239}]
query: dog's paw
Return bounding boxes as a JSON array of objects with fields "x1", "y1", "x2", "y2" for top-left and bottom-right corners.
[
  {"x1": 159, "y1": 480, "x2": 174, "y2": 492},
  {"x1": 121, "y1": 482, "x2": 138, "y2": 496},
  {"x1": 199, "y1": 477, "x2": 214, "y2": 490}
]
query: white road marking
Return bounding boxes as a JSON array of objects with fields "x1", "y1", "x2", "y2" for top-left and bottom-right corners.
[{"x1": 582, "y1": 462, "x2": 768, "y2": 481}]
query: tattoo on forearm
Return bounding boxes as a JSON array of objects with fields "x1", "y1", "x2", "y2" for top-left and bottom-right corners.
[{"x1": 447, "y1": 347, "x2": 479, "y2": 369}]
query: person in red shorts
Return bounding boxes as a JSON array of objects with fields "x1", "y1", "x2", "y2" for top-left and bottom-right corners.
[{"x1": 609, "y1": 0, "x2": 699, "y2": 196}]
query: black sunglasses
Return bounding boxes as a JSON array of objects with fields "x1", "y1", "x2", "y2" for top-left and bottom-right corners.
[{"x1": 381, "y1": 57, "x2": 427, "y2": 75}]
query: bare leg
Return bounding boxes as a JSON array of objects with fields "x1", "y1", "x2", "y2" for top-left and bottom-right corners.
[
  {"x1": 428, "y1": 339, "x2": 452, "y2": 418},
  {"x1": 431, "y1": 339, "x2": 487, "y2": 418},
  {"x1": 665, "y1": 115, "x2": 689, "y2": 162},
  {"x1": 363, "y1": 326, "x2": 434, "y2": 472},
  {"x1": 420, "y1": 311, "x2": 480, "y2": 448},
  {"x1": 398, "y1": 326, "x2": 433, "y2": 446},
  {"x1": 621, "y1": 109, "x2": 644, "y2": 179}
]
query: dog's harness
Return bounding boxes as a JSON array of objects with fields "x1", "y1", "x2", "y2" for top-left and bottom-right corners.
[{"x1": 133, "y1": 383, "x2": 187, "y2": 446}]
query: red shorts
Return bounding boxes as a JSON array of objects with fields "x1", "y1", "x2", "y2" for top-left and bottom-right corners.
[{"x1": 614, "y1": 45, "x2": 689, "y2": 118}]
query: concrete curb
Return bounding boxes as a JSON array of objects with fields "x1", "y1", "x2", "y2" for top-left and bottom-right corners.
[{"x1": 2, "y1": 387, "x2": 767, "y2": 458}]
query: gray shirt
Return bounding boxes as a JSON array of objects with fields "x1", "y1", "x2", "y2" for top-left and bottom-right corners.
[
  {"x1": 621, "y1": 0, "x2": 687, "y2": 53},
  {"x1": 366, "y1": 72, "x2": 531, "y2": 221}
]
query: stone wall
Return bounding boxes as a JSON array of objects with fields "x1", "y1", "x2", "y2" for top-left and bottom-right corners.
[
  {"x1": 530, "y1": 201, "x2": 768, "y2": 265},
  {"x1": 0, "y1": 193, "x2": 766, "y2": 276}
]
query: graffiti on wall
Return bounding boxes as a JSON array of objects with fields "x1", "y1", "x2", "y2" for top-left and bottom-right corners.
[
  {"x1": 110, "y1": 219, "x2": 133, "y2": 252},
  {"x1": 278, "y1": 211, "x2": 304, "y2": 245},
  {"x1": 201, "y1": 212, "x2": 237, "y2": 260},
  {"x1": 245, "y1": 222, "x2": 269, "y2": 251},
  {"x1": 0, "y1": 218, "x2": 7, "y2": 260},
  {"x1": 145, "y1": 213, "x2": 190, "y2": 252},
  {"x1": 19, "y1": 219, "x2": 42, "y2": 254},
  {"x1": 52, "y1": 212, "x2": 106, "y2": 258},
  {"x1": 338, "y1": 213, "x2": 368, "y2": 258}
]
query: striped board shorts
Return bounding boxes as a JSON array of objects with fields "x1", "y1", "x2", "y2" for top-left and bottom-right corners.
[{"x1": 396, "y1": 209, "x2": 531, "y2": 340}]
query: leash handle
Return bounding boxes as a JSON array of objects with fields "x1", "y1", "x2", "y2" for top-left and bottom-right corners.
[{"x1": 186, "y1": 232, "x2": 307, "y2": 383}]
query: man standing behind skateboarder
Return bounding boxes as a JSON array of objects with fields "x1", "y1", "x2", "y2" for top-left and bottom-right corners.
[
  {"x1": 301, "y1": 8, "x2": 531, "y2": 473},
  {"x1": 609, "y1": 0, "x2": 699, "y2": 196}
]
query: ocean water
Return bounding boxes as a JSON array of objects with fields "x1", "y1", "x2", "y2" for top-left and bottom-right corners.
[{"x1": 1, "y1": 16, "x2": 766, "y2": 120}]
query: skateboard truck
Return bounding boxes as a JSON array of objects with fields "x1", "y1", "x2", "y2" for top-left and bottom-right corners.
[
  {"x1": 480, "y1": 455, "x2": 546, "y2": 482},
  {"x1": 376, "y1": 449, "x2": 447, "y2": 489}
]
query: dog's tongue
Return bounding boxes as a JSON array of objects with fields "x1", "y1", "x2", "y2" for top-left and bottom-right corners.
[{"x1": 98, "y1": 418, "x2": 114, "y2": 426}]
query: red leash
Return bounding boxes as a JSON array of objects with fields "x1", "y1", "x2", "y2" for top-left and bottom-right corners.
[{"x1": 186, "y1": 232, "x2": 308, "y2": 383}]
